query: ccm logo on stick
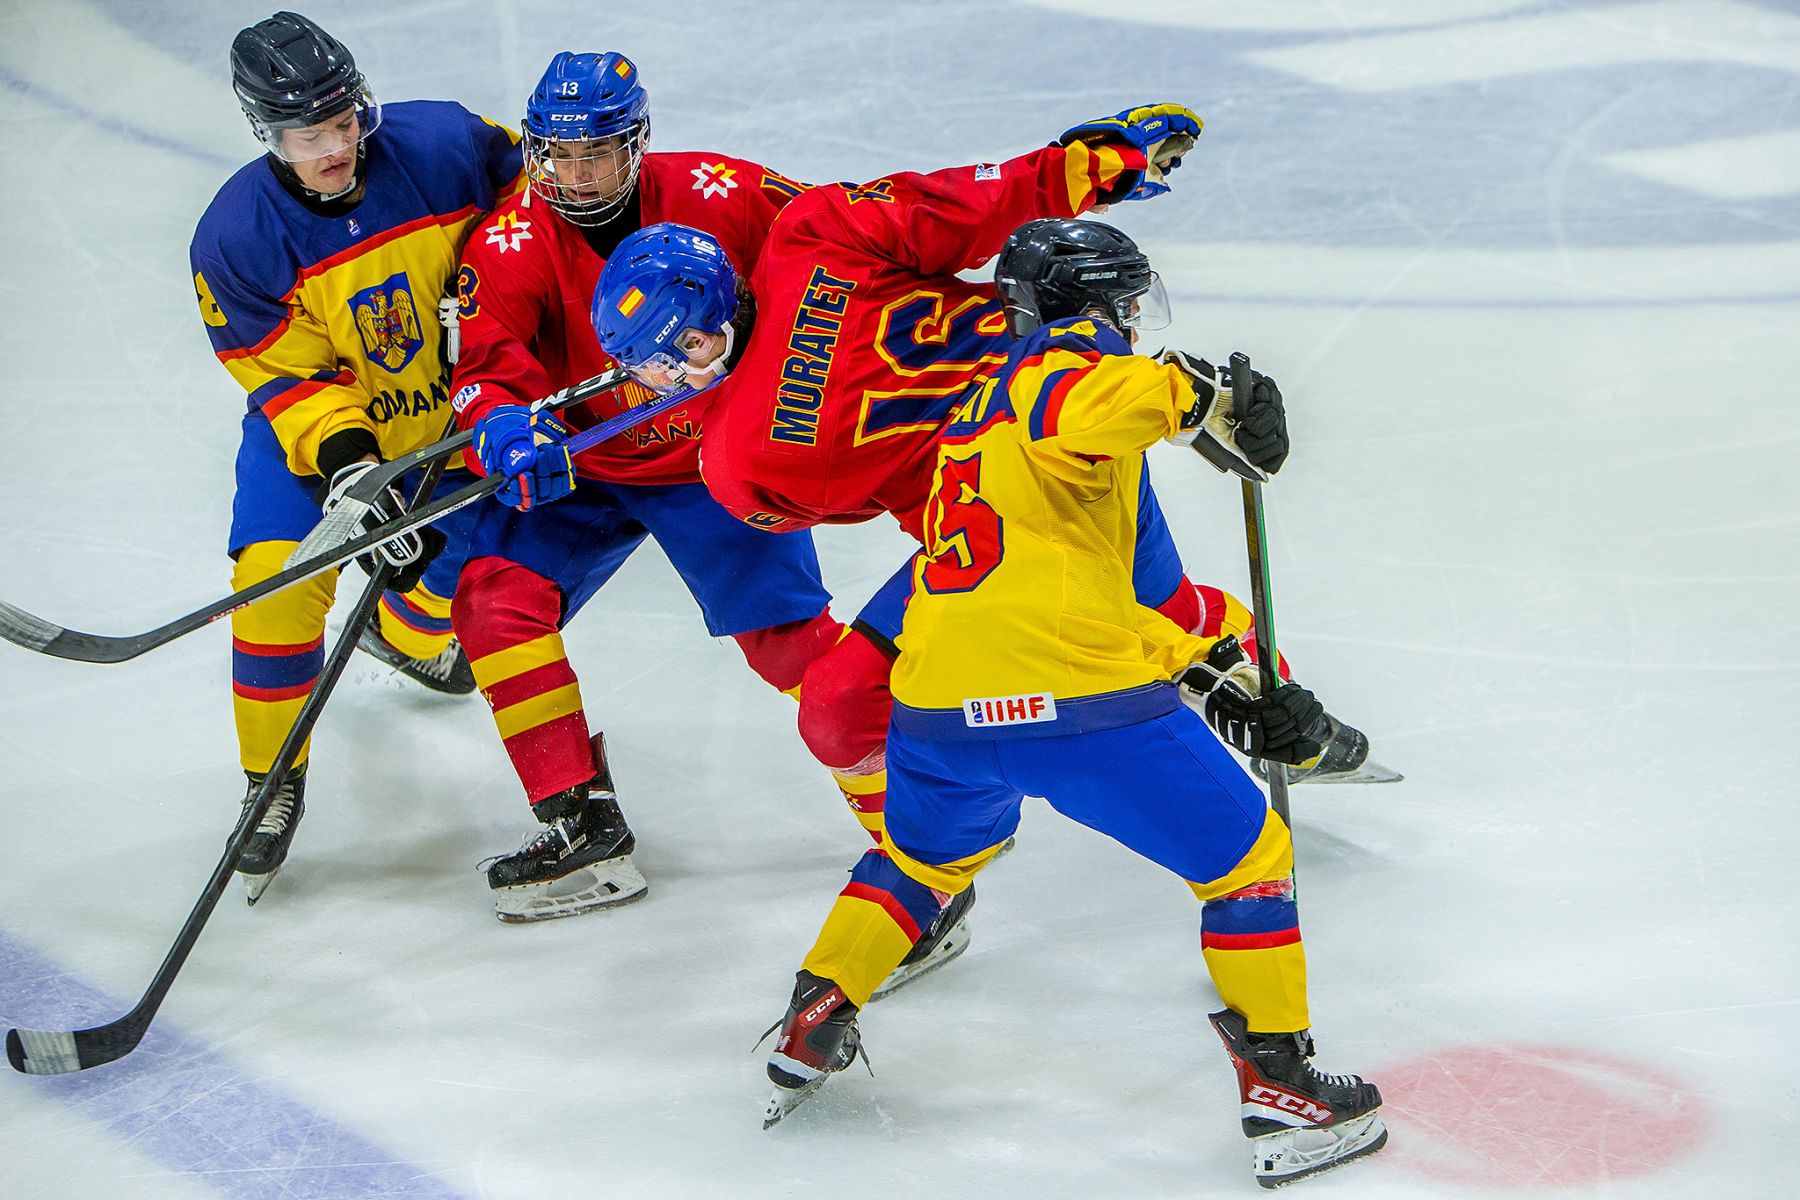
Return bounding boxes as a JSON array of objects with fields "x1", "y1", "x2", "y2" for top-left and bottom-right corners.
[{"x1": 964, "y1": 693, "x2": 1057, "y2": 728}]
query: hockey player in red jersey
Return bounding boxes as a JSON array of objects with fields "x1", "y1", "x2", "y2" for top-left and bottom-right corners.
[
  {"x1": 595, "y1": 103, "x2": 1394, "y2": 956},
  {"x1": 193, "y1": 12, "x2": 523, "y2": 899},
  {"x1": 758, "y1": 218, "x2": 1387, "y2": 1188},
  {"x1": 446, "y1": 52, "x2": 843, "y2": 923}
]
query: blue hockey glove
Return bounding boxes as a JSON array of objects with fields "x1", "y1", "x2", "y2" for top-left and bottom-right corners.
[
  {"x1": 474, "y1": 405, "x2": 577, "y2": 512},
  {"x1": 1059, "y1": 103, "x2": 1202, "y2": 202}
]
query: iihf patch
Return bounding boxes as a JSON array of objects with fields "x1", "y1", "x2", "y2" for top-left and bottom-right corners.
[
  {"x1": 451, "y1": 383, "x2": 482, "y2": 413},
  {"x1": 974, "y1": 163, "x2": 1001, "y2": 181},
  {"x1": 964, "y1": 692, "x2": 1057, "y2": 728}
]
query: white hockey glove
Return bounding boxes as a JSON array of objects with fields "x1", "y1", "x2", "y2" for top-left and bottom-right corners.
[
  {"x1": 320, "y1": 461, "x2": 444, "y2": 593},
  {"x1": 437, "y1": 294, "x2": 461, "y2": 365},
  {"x1": 1179, "y1": 636, "x2": 1327, "y2": 764},
  {"x1": 1162, "y1": 351, "x2": 1290, "y2": 480}
]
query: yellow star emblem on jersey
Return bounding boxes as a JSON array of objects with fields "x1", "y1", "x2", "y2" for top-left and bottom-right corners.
[
  {"x1": 691, "y1": 162, "x2": 739, "y2": 200},
  {"x1": 485, "y1": 211, "x2": 533, "y2": 253}
]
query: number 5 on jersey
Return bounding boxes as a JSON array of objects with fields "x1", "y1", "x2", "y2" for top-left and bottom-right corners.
[{"x1": 920, "y1": 453, "x2": 1003, "y2": 593}]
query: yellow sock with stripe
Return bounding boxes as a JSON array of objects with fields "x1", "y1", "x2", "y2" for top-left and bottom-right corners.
[
  {"x1": 230, "y1": 542, "x2": 336, "y2": 774},
  {"x1": 1189, "y1": 810, "x2": 1310, "y2": 1032},
  {"x1": 377, "y1": 581, "x2": 456, "y2": 660},
  {"x1": 832, "y1": 768, "x2": 889, "y2": 843}
]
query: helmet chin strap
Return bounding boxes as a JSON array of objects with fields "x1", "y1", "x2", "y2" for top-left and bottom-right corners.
[{"x1": 683, "y1": 322, "x2": 737, "y2": 389}]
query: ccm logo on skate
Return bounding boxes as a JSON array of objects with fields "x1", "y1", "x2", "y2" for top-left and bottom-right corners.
[
  {"x1": 964, "y1": 692, "x2": 1056, "y2": 728},
  {"x1": 801, "y1": 993, "x2": 841, "y2": 1025},
  {"x1": 1249, "y1": 1084, "x2": 1331, "y2": 1124}
]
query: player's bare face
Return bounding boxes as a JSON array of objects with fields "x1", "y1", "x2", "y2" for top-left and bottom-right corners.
[
  {"x1": 546, "y1": 136, "x2": 632, "y2": 205},
  {"x1": 281, "y1": 110, "x2": 361, "y2": 194}
]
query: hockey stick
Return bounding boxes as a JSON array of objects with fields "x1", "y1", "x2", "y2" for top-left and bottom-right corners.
[
  {"x1": 0, "y1": 378, "x2": 696, "y2": 665},
  {"x1": 284, "y1": 365, "x2": 633, "y2": 567},
  {"x1": 3, "y1": 459, "x2": 446, "y2": 1075},
  {"x1": 1231, "y1": 352, "x2": 1292, "y2": 830}
]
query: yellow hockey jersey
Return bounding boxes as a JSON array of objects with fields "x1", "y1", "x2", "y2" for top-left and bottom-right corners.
[
  {"x1": 190, "y1": 101, "x2": 522, "y2": 477},
  {"x1": 892, "y1": 318, "x2": 1218, "y2": 715}
]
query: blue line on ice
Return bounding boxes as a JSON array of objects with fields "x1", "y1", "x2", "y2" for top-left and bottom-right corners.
[
  {"x1": 0, "y1": 66, "x2": 236, "y2": 170},
  {"x1": 0, "y1": 930, "x2": 472, "y2": 1200}
]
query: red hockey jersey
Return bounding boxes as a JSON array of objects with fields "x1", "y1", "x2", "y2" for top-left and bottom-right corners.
[
  {"x1": 698, "y1": 140, "x2": 1144, "y2": 538},
  {"x1": 451, "y1": 151, "x2": 807, "y2": 485}
]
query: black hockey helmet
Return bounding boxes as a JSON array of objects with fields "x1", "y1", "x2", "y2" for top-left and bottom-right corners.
[
  {"x1": 231, "y1": 12, "x2": 380, "y2": 160},
  {"x1": 994, "y1": 217, "x2": 1169, "y2": 338}
]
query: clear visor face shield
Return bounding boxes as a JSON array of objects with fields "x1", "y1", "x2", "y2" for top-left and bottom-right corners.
[
  {"x1": 625, "y1": 324, "x2": 735, "y2": 396},
  {"x1": 526, "y1": 126, "x2": 646, "y2": 225},
  {"x1": 255, "y1": 86, "x2": 381, "y2": 163},
  {"x1": 1120, "y1": 273, "x2": 1171, "y2": 333}
]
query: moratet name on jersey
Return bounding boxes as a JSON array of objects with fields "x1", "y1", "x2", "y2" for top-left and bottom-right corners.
[
  {"x1": 769, "y1": 265, "x2": 856, "y2": 446},
  {"x1": 964, "y1": 692, "x2": 1058, "y2": 728}
]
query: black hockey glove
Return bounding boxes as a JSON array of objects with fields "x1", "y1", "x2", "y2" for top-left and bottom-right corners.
[
  {"x1": 1231, "y1": 366, "x2": 1289, "y2": 475},
  {"x1": 1179, "y1": 636, "x2": 1327, "y2": 765},
  {"x1": 318, "y1": 461, "x2": 445, "y2": 595},
  {"x1": 1163, "y1": 352, "x2": 1290, "y2": 479}
]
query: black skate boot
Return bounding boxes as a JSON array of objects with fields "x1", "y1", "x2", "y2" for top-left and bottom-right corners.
[
  {"x1": 763, "y1": 970, "x2": 865, "y2": 1128},
  {"x1": 484, "y1": 734, "x2": 646, "y2": 923},
  {"x1": 236, "y1": 765, "x2": 307, "y2": 905},
  {"x1": 870, "y1": 884, "x2": 975, "y2": 1002},
  {"x1": 1209, "y1": 1008, "x2": 1387, "y2": 1188},
  {"x1": 1251, "y1": 713, "x2": 1402, "y2": 786},
  {"x1": 357, "y1": 625, "x2": 477, "y2": 694}
]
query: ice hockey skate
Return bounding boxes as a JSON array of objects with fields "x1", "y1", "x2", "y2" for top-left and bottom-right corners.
[
  {"x1": 356, "y1": 625, "x2": 477, "y2": 694},
  {"x1": 763, "y1": 970, "x2": 866, "y2": 1128},
  {"x1": 483, "y1": 735, "x2": 646, "y2": 922},
  {"x1": 236, "y1": 766, "x2": 306, "y2": 905},
  {"x1": 1251, "y1": 713, "x2": 1401, "y2": 786},
  {"x1": 868, "y1": 883, "x2": 975, "y2": 1002},
  {"x1": 1209, "y1": 1008, "x2": 1387, "y2": 1188}
]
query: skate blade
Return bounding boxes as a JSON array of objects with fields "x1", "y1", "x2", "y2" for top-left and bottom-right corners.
[
  {"x1": 1253, "y1": 758, "x2": 1404, "y2": 786},
  {"x1": 240, "y1": 869, "x2": 278, "y2": 906},
  {"x1": 1252, "y1": 1110, "x2": 1388, "y2": 1189},
  {"x1": 492, "y1": 858, "x2": 649, "y2": 924},
  {"x1": 763, "y1": 1078, "x2": 828, "y2": 1129},
  {"x1": 1299, "y1": 758, "x2": 1403, "y2": 785},
  {"x1": 868, "y1": 921, "x2": 971, "y2": 1002}
]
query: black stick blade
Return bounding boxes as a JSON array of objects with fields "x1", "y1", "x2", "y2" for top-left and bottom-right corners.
[
  {"x1": 7, "y1": 1022, "x2": 143, "y2": 1074},
  {"x1": 8, "y1": 1027, "x2": 81, "y2": 1074},
  {"x1": 0, "y1": 602, "x2": 67, "y2": 654},
  {"x1": 0, "y1": 602, "x2": 150, "y2": 663}
]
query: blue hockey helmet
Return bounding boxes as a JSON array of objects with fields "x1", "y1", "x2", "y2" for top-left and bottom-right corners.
[
  {"x1": 593, "y1": 223, "x2": 739, "y2": 395},
  {"x1": 231, "y1": 12, "x2": 381, "y2": 162},
  {"x1": 523, "y1": 51, "x2": 650, "y2": 226},
  {"x1": 995, "y1": 218, "x2": 1168, "y2": 338}
]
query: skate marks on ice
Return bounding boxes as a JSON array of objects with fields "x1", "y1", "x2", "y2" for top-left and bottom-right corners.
[
  {"x1": 1377, "y1": 1043, "x2": 1709, "y2": 1189},
  {"x1": 0, "y1": 931, "x2": 473, "y2": 1199}
]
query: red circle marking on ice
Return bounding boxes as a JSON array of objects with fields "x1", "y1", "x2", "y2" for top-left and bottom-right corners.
[{"x1": 1377, "y1": 1044, "x2": 1707, "y2": 1189}]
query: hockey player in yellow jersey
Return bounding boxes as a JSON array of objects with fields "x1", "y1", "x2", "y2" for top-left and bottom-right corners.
[
  {"x1": 760, "y1": 219, "x2": 1387, "y2": 1188},
  {"x1": 191, "y1": 12, "x2": 523, "y2": 897}
]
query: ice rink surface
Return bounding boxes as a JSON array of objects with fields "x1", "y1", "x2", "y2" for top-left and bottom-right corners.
[{"x1": 2, "y1": 0, "x2": 1796, "y2": 1196}]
